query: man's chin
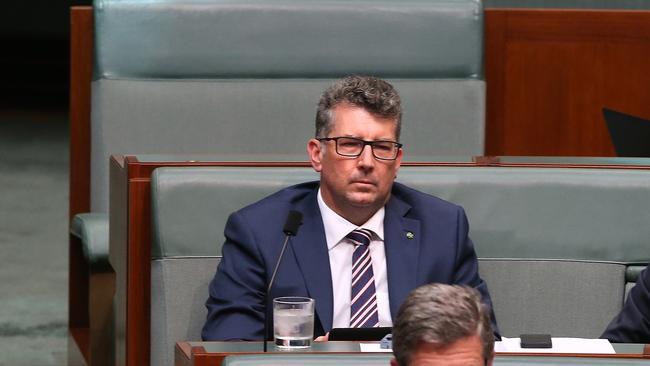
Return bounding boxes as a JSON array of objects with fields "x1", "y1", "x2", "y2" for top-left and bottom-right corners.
[{"x1": 346, "y1": 192, "x2": 379, "y2": 207}]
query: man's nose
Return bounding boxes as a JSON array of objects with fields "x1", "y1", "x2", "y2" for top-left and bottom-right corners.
[{"x1": 357, "y1": 145, "x2": 375, "y2": 167}]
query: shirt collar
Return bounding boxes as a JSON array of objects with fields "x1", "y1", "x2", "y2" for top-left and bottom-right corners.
[{"x1": 317, "y1": 188, "x2": 385, "y2": 251}]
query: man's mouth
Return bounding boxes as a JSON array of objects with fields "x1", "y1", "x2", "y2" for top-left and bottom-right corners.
[{"x1": 351, "y1": 179, "x2": 376, "y2": 186}]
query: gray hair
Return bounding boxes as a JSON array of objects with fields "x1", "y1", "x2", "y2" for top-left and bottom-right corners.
[
  {"x1": 392, "y1": 284, "x2": 494, "y2": 366},
  {"x1": 315, "y1": 75, "x2": 402, "y2": 140}
]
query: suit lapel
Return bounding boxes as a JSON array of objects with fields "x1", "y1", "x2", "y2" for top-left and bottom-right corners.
[
  {"x1": 384, "y1": 194, "x2": 421, "y2": 319},
  {"x1": 290, "y1": 189, "x2": 334, "y2": 331}
]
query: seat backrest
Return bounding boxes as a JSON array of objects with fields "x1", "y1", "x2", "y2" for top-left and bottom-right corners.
[
  {"x1": 149, "y1": 164, "x2": 650, "y2": 364},
  {"x1": 402, "y1": 165, "x2": 650, "y2": 337},
  {"x1": 403, "y1": 166, "x2": 650, "y2": 263},
  {"x1": 90, "y1": 0, "x2": 485, "y2": 212}
]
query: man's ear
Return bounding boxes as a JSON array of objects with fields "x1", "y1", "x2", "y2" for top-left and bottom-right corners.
[
  {"x1": 307, "y1": 139, "x2": 323, "y2": 172},
  {"x1": 390, "y1": 357, "x2": 399, "y2": 366}
]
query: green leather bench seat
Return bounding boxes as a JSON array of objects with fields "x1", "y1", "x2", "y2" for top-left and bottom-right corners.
[
  {"x1": 80, "y1": 2, "x2": 488, "y2": 364},
  {"x1": 404, "y1": 167, "x2": 650, "y2": 262},
  {"x1": 626, "y1": 266, "x2": 646, "y2": 282},
  {"x1": 70, "y1": 212, "x2": 110, "y2": 271},
  {"x1": 90, "y1": 0, "x2": 486, "y2": 213},
  {"x1": 149, "y1": 165, "x2": 650, "y2": 366},
  {"x1": 95, "y1": 0, "x2": 482, "y2": 79},
  {"x1": 152, "y1": 166, "x2": 650, "y2": 261}
]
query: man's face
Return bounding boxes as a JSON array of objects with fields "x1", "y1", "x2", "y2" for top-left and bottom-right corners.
[
  {"x1": 308, "y1": 103, "x2": 402, "y2": 224},
  {"x1": 391, "y1": 336, "x2": 491, "y2": 366}
]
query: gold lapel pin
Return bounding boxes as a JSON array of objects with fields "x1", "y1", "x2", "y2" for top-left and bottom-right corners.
[{"x1": 406, "y1": 231, "x2": 415, "y2": 239}]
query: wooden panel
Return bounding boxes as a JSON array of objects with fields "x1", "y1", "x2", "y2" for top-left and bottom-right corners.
[
  {"x1": 127, "y1": 179, "x2": 152, "y2": 366},
  {"x1": 69, "y1": 234, "x2": 89, "y2": 331},
  {"x1": 68, "y1": 7, "x2": 94, "y2": 365},
  {"x1": 485, "y1": 9, "x2": 650, "y2": 156},
  {"x1": 69, "y1": 5, "x2": 93, "y2": 219},
  {"x1": 110, "y1": 156, "x2": 128, "y2": 366},
  {"x1": 68, "y1": 331, "x2": 89, "y2": 366},
  {"x1": 172, "y1": 341, "x2": 650, "y2": 366},
  {"x1": 69, "y1": 233, "x2": 90, "y2": 363},
  {"x1": 89, "y1": 272, "x2": 116, "y2": 366}
]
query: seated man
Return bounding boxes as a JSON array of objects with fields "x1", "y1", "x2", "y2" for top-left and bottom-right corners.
[
  {"x1": 202, "y1": 75, "x2": 498, "y2": 340},
  {"x1": 601, "y1": 265, "x2": 650, "y2": 343},
  {"x1": 391, "y1": 284, "x2": 495, "y2": 366}
]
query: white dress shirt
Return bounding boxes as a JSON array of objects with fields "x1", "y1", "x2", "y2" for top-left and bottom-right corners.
[{"x1": 317, "y1": 189, "x2": 392, "y2": 328}]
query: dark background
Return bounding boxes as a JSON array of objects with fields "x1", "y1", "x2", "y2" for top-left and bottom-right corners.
[{"x1": 1, "y1": 0, "x2": 91, "y2": 110}]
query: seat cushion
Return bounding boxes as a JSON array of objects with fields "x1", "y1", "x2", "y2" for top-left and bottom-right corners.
[{"x1": 151, "y1": 257, "x2": 221, "y2": 366}]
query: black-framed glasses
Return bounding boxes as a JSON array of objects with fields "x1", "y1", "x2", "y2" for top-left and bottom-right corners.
[{"x1": 317, "y1": 136, "x2": 403, "y2": 160}]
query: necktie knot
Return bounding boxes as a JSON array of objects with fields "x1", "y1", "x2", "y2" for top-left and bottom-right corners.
[{"x1": 346, "y1": 228, "x2": 373, "y2": 247}]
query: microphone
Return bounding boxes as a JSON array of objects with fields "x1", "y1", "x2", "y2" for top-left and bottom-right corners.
[{"x1": 264, "y1": 210, "x2": 303, "y2": 352}]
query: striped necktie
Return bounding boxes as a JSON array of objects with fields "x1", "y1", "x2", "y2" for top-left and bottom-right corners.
[{"x1": 347, "y1": 228, "x2": 379, "y2": 328}]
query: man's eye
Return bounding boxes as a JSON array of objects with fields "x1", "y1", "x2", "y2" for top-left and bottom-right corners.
[
  {"x1": 373, "y1": 143, "x2": 393, "y2": 151},
  {"x1": 340, "y1": 141, "x2": 361, "y2": 148}
]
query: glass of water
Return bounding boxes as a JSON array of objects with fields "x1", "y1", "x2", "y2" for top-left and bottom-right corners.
[{"x1": 273, "y1": 296, "x2": 315, "y2": 349}]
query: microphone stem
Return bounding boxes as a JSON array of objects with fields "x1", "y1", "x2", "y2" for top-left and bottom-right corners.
[
  {"x1": 264, "y1": 234, "x2": 292, "y2": 352},
  {"x1": 268, "y1": 235, "x2": 291, "y2": 294}
]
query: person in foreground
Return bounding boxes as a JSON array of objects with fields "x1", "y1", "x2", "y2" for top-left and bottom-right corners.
[
  {"x1": 601, "y1": 265, "x2": 650, "y2": 343},
  {"x1": 201, "y1": 75, "x2": 498, "y2": 340},
  {"x1": 391, "y1": 284, "x2": 495, "y2": 366}
]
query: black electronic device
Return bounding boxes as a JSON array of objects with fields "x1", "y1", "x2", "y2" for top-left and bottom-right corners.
[
  {"x1": 520, "y1": 333, "x2": 552, "y2": 349},
  {"x1": 329, "y1": 327, "x2": 392, "y2": 341},
  {"x1": 603, "y1": 108, "x2": 650, "y2": 157}
]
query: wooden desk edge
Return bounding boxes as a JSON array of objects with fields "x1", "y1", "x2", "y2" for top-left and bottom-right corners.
[{"x1": 175, "y1": 341, "x2": 650, "y2": 366}]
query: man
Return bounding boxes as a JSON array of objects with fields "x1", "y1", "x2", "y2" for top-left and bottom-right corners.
[
  {"x1": 202, "y1": 75, "x2": 497, "y2": 340},
  {"x1": 391, "y1": 284, "x2": 495, "y2": 366},
  {"x1": 601, "y1": 265, "x2": 650, "y2": 343}
]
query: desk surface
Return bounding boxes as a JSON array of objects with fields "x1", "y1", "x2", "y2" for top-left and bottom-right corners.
[{"x1": 175, "y1": 341, "x2": 650, "y2": 366}]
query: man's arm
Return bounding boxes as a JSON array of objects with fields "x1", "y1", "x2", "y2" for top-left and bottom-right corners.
[
  {"x1": 601, "y1": 266, "x2": 650, "y2": 343},
  {"x1": 202, "y1": 211, "x2": 268, "y2": 341}
]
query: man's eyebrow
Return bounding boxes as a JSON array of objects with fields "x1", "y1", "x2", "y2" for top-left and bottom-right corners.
[{"x1": 337, "y1": 135, "x2": 397, "y2": 141}]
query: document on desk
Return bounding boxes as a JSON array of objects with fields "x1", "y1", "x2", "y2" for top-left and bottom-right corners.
[
  {"x1": 359, "y1": 343, "x2": 392, "y2": 352},
  {"x1": 495, "y1": 337, "x2": 615, "y2": 354}
]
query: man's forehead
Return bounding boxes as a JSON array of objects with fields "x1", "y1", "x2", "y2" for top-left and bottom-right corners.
[{"x1": 329, "y1": 104, "x2": 399, "y2": 137}]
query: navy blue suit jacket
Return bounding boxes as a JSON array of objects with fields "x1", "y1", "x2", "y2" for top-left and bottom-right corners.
[
  {"x1": 602, "y1": 266, "x2": 650, "y2": 343},
  {"x1": 202, "y1": 181, "x2": 498, "y2": 340}
]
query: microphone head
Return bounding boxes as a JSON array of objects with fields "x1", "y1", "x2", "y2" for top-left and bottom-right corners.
[{"x1": 283, "y1": 210, "x2": 303, "y2": 236}]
